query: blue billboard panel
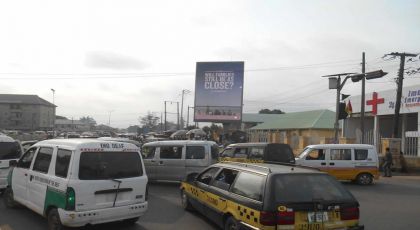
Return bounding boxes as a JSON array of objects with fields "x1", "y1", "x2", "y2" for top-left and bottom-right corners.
[{"x1": 194, "y1": 62, "x2": 244, "y2": 122}]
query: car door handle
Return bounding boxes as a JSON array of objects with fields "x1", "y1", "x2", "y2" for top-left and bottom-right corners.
[
  {"x1": 151, "y1": 160, "x2": 155, "y2": 163},
  {"x1": 329, "y1": 163, "x2": 335, "y2": 166},
  {"x1": 321, "y1": 162, "x2": 326, "y2": 165},
  {"x1": 158, "y1": 161, "x2": 164, "y2": 165},
  {"x1": 29, "y1": 175, "x2": 34, "y2": 181},
  {"x1": 24, "y1": 173, "x2": 28, "y2": 176}
]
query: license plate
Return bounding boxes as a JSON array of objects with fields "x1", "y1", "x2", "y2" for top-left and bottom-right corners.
[
  {"x1": 298, "y1": 223, "x2": 323, "y2": 230},
  {"x1": 308, "y1": 212, "x2": 328, "y2": 223}
]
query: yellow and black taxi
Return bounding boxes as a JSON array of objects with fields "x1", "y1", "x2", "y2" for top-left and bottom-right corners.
[{"x1": 180, "y1": 162, "x2": 364, "y2": 230}]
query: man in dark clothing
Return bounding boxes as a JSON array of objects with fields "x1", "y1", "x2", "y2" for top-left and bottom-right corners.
[{"x1": 383, "y1": 147, "x2": 393, "y2": 177}]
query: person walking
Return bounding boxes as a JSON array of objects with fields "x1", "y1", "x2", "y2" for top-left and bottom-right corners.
[{"x1": 383, "y1": 148, "x2": 393, "y2": 177}]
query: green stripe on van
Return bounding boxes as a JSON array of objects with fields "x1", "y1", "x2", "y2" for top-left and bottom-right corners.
[{"x1": 44, "y1": 186, "x2": 67, "y2": 215}]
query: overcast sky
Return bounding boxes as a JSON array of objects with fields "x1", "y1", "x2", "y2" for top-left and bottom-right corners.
[{"x1": 0, "y1": 0, "x2": 419, "y2": 128}]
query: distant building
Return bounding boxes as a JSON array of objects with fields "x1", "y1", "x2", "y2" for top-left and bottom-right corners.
[
  {"x1": 246, "y1": 110, "x2": 336, "y2": 154},
  {"x1": 0, "y1": 94, "x2": 55, "y2": 131},
  {"x1": 55, "y1": 119, "x2": 91, "y2": 132}
]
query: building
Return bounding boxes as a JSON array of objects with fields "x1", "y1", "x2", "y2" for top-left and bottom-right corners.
[
  {"x1": 246, "y1": 110, "x2": 336, "y2": 154},
  {"x1": 0, "y1": 94, "x2": 55, "y2": 131},
  {"x1": 343, "y1": 84, "x2": 420, "y2": 166},
  {"x1": 54, "y1": 119, "x2": 91, "y2": 132}
]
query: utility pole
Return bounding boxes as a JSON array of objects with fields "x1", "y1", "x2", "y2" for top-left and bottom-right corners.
[
  {"x1": 160, "y1": 112, "x2": 163, "y2": 132},
  {"x1": 322, "y1": 72, "x2": 355, "y2": 143},
  {"x1": 360, "y1": 52, "x2": 366, "y2": 143},
  {"x1": 386, "y1": 52, "x2": 418, "y2": 138},
  {"x1": 180, "y1": 89, "x2": 190, "y2": 129},
  {"x1": 164, "y1": 101, "x2": 167, "y2": 131},
  {"x1": 177, "y1": 102, "x2": 180, "y2": 130}
]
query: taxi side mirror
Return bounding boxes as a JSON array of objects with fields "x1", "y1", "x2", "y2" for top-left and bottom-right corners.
[{"x1": 186, "y1": 173, "x2": 198, "y2": 183}]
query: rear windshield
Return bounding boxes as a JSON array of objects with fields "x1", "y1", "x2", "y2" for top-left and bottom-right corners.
[
  {"x1": 0, "y1": 142, "x2": 22, "y2": 160},
  {"x1": 79, "y1": 152, "x2": 143, "y2": 180},
  {"x1": 272, "y1": 174, "x2": 354, "y2": 203},
  {"x1": 265, "y1": 144, "x2": 295, "y2": 163}
]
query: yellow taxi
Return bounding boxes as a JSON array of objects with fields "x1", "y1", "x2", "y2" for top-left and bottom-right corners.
[{"x1": 180, "y1": 162, "x2": 364, "y2": 230}]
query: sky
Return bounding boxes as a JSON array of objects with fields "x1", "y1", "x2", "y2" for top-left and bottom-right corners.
[{"x1": 0, "y1": 0, "x2": 419, "y2": 128}]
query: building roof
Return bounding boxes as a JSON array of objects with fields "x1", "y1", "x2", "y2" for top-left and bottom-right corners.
[
  {"x1": 55, "y1": 119, "x2": 87, "y2": 125},
  {"x1": 242, "y1": 113, "x2": 283, "y2": 123},
  {"x1": 0, "y1": 94, "x2": 55, "y2": 107},
  {"x1": 249, "y1": 110, "x2": 335, "y2": 130}
]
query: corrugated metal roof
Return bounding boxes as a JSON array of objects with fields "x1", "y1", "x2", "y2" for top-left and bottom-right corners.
[
  {"x1": 242, "y1": 113, "x2": 283, "y2": 123},
  {"x1": 249, "y1": 110, "x2": 335, "y2": 130},
  {"x1": 0, "y1": 94, "x2": 55, "y2": 107}
]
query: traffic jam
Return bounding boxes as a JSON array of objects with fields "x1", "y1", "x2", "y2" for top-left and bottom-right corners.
[{"x1": 1, "y1": 135, "x2": 369, "y2": 230}]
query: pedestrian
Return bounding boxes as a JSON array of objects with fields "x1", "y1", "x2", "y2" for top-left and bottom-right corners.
[
  {"x1": 400, "y1": 151, "x2": 408, "y2": 173},
  {"x1": 383, "y1": 147, "x2": 393, "y2": 177}
]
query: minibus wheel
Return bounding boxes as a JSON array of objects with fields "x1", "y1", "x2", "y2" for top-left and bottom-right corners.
[
  {"x1": 356, "y1": 173, "x2": 373, "y2": 185},
  {"x1": 3, "y1": 187, "x2": 17, "y2": 208},
  {"x1": 181, "y1": 190, "x2": 193, "y2": 211},
  {"x1": 224, "y1": 216, "x2": 240, "y2": 230},
  {"x1": 48, "y1": 208, "x2": 65, "y2": 230}
]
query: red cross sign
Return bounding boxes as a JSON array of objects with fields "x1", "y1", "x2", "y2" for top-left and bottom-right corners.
[{"x1": 366, "y1": 92, "x2": 384, "y2": 115}]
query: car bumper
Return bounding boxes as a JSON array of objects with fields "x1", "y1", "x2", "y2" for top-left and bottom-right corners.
[{"x1": 58, "y1": 201, "x2": 148, "y2": 227}]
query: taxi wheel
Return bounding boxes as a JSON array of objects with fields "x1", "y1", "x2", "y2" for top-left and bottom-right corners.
[
  {"x1": 357, "y1": 173, "x2": 373, "y2": 185},
  {"x1": 181, "y1": 190, "x2": 193, "y2": 211},
  {"x1": 3, "y1": 187, "x2": 17, "y2": 208},
  {"x1": 48, "y1": 208, "x2": 65, "y2": 230},
  {"x1": 224, "y1": 216, "x2": 240, "y2": 230}
]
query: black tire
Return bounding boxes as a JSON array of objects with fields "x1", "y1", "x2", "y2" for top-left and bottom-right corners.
[
  {"x1": 181, "y1": 190, "x2": 193, "y2": 211},
  {"x1": 356, "y1": 173, "x2": 373, "y2": 185},
  {"x1": 47, "y1": 208, "x2": 65, "y2": 230},
  {"x1": 124, "y1": 217, "x2": 140, "y2": 225},
  {"x1": 224, "y1": 216, "x2": 240, "y2": 230},
  {"x1": 3, "y1": 187, "x2": 17, "y2": 208}
]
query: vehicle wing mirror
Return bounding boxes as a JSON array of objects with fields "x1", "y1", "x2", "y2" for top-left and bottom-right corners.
[
  {"x1": 9, "y1": 160, "x2": 17, "y2": 167},
  {"x1": 186, "y1": 173, "x2": 198, "y2": 183}
]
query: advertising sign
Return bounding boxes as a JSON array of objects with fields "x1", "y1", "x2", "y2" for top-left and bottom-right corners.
[{"x1": 194, "y1": 62, "x2": 244, "y2": 122}]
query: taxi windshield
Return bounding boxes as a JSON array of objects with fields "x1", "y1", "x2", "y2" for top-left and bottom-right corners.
[
  {"x1": 298, "y1": 147, "x2": 312, "y2": 159},
  {"x1": 79, "y1": 151, "x2": 143, "y2": 180},
  {"x1": 272, "y1": 174, "x2": 354, "y2": 203}
]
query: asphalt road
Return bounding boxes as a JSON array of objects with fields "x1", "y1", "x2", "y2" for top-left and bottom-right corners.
[{"x1": 1, "y1": 176, "x2": 420, "y2": 230}]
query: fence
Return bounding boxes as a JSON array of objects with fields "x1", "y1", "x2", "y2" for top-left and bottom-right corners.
[{"x1": 405, "y1": 131, "x2": 420, "y2": 157}]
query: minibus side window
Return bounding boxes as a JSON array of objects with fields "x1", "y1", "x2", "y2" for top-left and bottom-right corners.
[
  {"x1": 55, "y1": 149, "x2": 72, "y2": 178},
  {"x1": 355, "y1": 149, "x2": 368, "y2": 160},
  {"x1": 32, "y1": 147, "x2": 53, "y2": 174},
  {"x1": 249, "y1": 147, "x2": 264, "y2": 159},
  {"x1": 17, "y1": 147, "x2": 37, "y2": 169},
  {"x1": 186, "y1": 146, "x2": 205, "y2": 159},
  {"x1": 330, "y1": 149, "x2": 352, "y2": 160},
  {"x1": 160, "y1": 146, "x2": 183, "y2": 159}
]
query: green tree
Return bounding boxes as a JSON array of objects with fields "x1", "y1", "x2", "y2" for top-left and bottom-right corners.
[
  {"x1": 80, "y1": 116, "x2": 97, "y2": 125},
  {"x1": 258, "y1": 109, "x2": 285, "y2": 114},
  {"x1": 139, "y1": 112, "x2": 160, "y2": 132}
]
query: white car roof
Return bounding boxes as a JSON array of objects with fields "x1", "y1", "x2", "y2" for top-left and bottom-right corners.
[
  {"x1": 33, "y1": 138, "x2": 139, "y2": 150},
  {"x1": 306, "y1": 144, "x2": 375, "y2": 148},
  {"x1": 143, "y1": 140, "x2": 216, "y2": 146}
]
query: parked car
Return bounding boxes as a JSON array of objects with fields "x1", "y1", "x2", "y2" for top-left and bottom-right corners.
[
  {"x1": 181, "y1": 162, "x2": 364, "y2": 230},
  {"x1": 220, "y1": 142, "x2": 296, "y2": 164},
  {"x1": 141, "y1": 140, "x2": 219, "y2": 181},
  {"x1": 0, "y1": 134, "x2": 23, "y2": 192},
  {"x1": 4, "y1": 139, "x2": 148, "y2": 230},
  {"x1": 295, "y1": 144, "x2": 380, "y2": 185}
]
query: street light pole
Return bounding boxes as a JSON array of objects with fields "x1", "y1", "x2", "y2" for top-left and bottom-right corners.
[
  {"x1": 51, "y1": 89, "x2": 55, "y2": 133},
  {"x1": 361, "y1": 52, "x2": 366, "y2": 143},
  {"x1": 108, "y1": 110, "x2": 114, "y2": 127}
]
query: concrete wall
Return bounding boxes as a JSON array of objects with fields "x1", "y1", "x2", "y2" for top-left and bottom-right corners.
[{"x1": 0, "y1": 104, "x2": 55, "y2": 131}]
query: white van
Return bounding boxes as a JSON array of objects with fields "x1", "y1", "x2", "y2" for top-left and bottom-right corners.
[
  {"x1": 142, "y1": 140, "x2": 219, "y2": 181},
  {"x1": 296, "y1": 144, "x2": 380, "y2": 185},
  {"x1": 0, "y1": 134, "x2": 23, "y2": 192},
  {"x1": 4, "y1": 139, "x2": 148, "y2": 230}
]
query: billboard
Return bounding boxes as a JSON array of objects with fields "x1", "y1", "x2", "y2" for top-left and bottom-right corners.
[{"x1": 194, "y1": 62, "x2": 244, "y2": 122}]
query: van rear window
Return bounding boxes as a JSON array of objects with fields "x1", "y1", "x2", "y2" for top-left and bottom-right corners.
[
  {"x1": 79, "y1": 152, "x2": 143, "y2": 180},
  {"x1": 0, "y1": 142, "x2": 21, "y2": 160},
  {"x1": 272, "y1": 174, "x2": 354, "y2": 203}
]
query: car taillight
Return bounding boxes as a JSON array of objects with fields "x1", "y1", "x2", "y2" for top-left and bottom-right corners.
[
  {"x1": 340, "y1": 207, "x2": 359, "y2": 220},
  {"x1": 278, "y1": 210, "x2": 295, "y2": 225},
  {"x1": 260, "y1": 211, "x2": 277, "y2": 226},
  {"x1": 65, "y1": 187, "x2": 76, "y2": 211}
]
